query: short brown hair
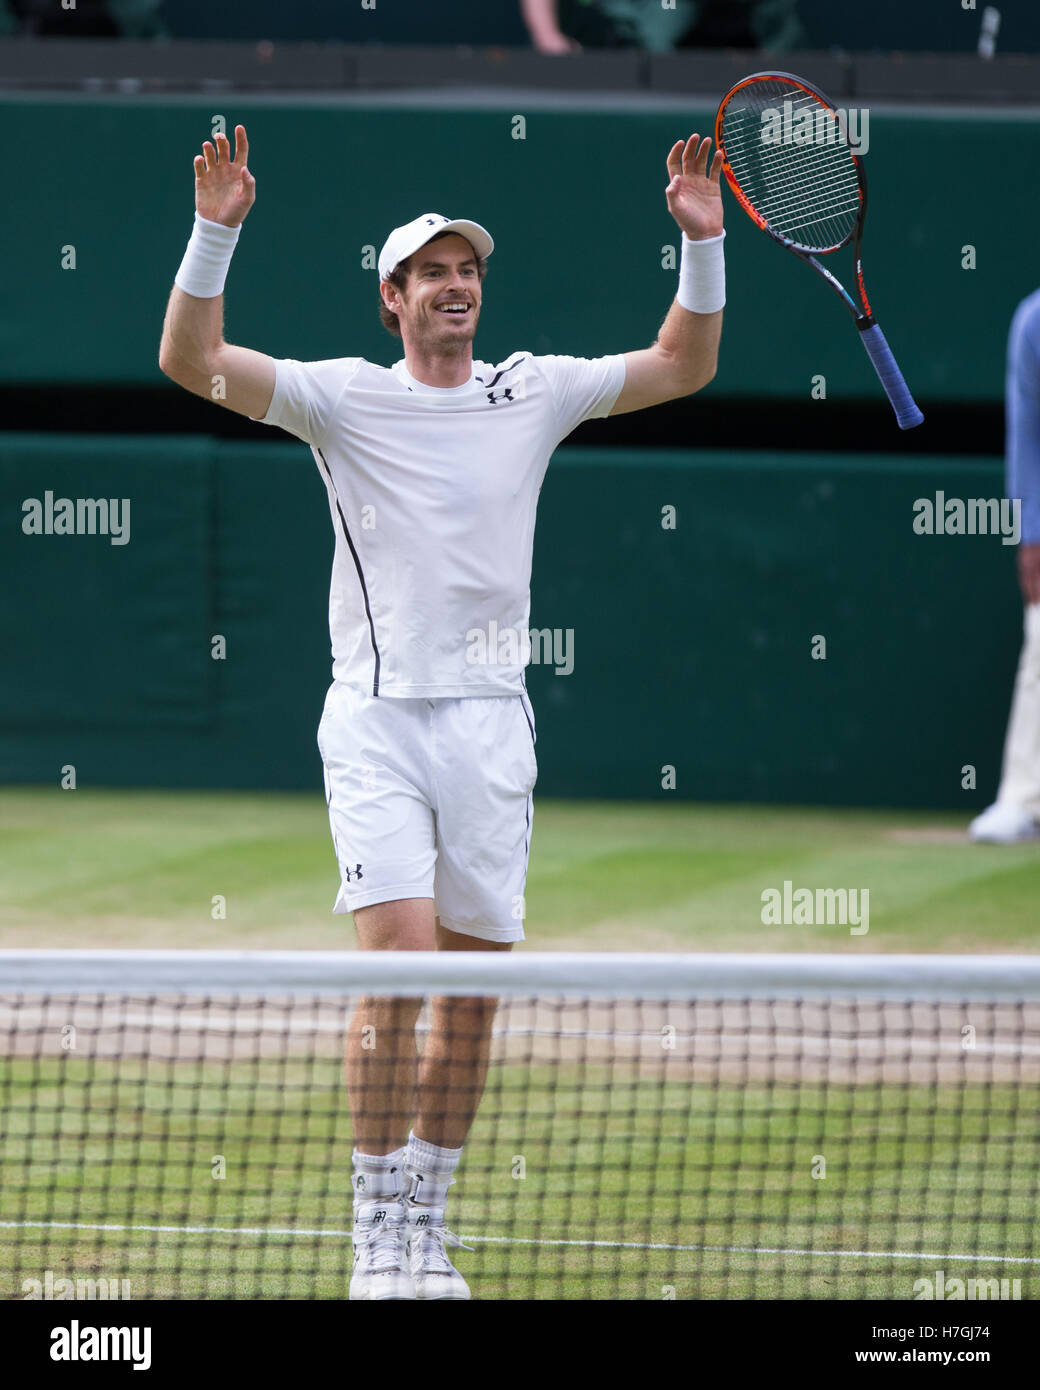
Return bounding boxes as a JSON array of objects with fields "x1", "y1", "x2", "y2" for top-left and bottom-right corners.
[{"x1": 378, "y1": 230, "x2": 489, "y2": 337}]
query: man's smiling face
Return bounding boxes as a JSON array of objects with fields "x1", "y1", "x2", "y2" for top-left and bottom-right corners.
[{"x1": 382, "y1": 234, "x2": 482, "y2": 352}]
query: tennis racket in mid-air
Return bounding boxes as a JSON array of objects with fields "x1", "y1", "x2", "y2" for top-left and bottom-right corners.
[{"x1": 714, "y1": 71, "x2": 924, "y2": 430}]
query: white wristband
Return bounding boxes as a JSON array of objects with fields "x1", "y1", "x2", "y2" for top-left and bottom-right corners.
[
  {"x1": 174, "y1": 212, "x2": 241, "y2": 299},
  {"x1": 677, "y1": 230, "x2": 725, "y2": 314}
]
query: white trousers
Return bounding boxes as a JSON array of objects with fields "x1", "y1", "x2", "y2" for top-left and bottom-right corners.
[{"x1": 996, "y1": 602, "x2": 1040, "y2": 816}]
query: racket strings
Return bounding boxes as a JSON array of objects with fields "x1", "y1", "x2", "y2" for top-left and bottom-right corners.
[
  {"x1": 720, "y1": 83, "x2": 861, "y2": 251},
  {"x1": 723, "y1": 138, "x2": 859, "y2": 246},
  {"x1": 727, "y1": 140, "x2": 856, "y2": 220},
  {"x1": 724, "y1": 119, "x2": 859, "y2": 246}
]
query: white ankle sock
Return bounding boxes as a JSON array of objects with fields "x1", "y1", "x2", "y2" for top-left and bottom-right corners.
[
  {"x1": 352, "y1": 1145, "x2": 405, "y2": 1202},
  {"x1": 404, "y1": 1131, "x2": 461, "y2": 1207}
]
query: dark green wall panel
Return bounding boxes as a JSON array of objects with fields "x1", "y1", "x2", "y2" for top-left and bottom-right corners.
[
  {"x1": 1, "y1": 95, "x2": 1036, "y2": 403},
  {"x1": 0, "y1": 435, "x2": 1022, "y2": 810},
  {"x1": 524, "y1": 449, "x2": 1019, "y2": 806},
  {"x1": 0, "y1": 435, "x2": 214, "y2": 730}
]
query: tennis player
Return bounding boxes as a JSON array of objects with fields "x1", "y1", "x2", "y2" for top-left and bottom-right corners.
[
  {"x1": 970, "y1": 288, "x2": 1040, "y2": 843},
  {"x1": 158, "y1": 124, "x2": 725, "y2": 1299}
]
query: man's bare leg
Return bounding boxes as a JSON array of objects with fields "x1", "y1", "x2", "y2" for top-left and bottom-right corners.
[
  {"x1": 414, "y1": 919, "x2": 512, "y2": 1149},
  {"x1": 346, "y1": 897, "x2": 434, "y2": 1154},
  {"x1": 346, "y1": 902, "x2": 510, "y2": 1299},
  {"x1": 396, "y1": 919, "x2": 510, "y2": 1298},
  {"x1": 345, "y1": 897, "x2": 435, "y2": 1301}
]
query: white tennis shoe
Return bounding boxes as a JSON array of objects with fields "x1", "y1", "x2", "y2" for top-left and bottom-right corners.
[
  {"x1": 349, "y1": 1199, "x2": 416, "y2": 1300},
  {"x1": 405, "y1": 1205, "x2": 473, "y2": 1300},
  {"x1": 969, "y1": 802, "x2": 1040, "y2": 844}
]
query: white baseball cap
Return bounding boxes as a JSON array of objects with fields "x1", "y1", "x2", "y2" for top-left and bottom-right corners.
[{"x1": 377, "y1": 213, "x2": 494, "y2": 282}]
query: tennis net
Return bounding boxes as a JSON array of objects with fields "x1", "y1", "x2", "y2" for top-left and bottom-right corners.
[{"x1": 1, "y1": 950, "x2": 1038, "y2": 1301}]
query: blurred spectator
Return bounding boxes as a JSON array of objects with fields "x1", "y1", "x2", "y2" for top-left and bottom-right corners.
[
  {"x1": 7, "y1": 0, "x2": 165, "y2": 36},
  {"x1": 521, "y1": 0, "x2": 803, "y2": 53},
  {"x1": 969, "y1": 289, "x2": 1040, "y2": 844}
]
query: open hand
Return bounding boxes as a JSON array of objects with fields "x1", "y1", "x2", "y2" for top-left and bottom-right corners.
[
  {"x1": 194, "y1": 124, "x2": 255, "y2": 228},
  {"x1": 665, "y1": 135, "x2": 724, "y2": 242}
]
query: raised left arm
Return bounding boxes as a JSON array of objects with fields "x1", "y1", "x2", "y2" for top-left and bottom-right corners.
[{"x1": 611, "y1": 134, "x2": 725, "y2": 416}]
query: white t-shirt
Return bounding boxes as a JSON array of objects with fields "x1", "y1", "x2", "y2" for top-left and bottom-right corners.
[{"x1": 254, "y1": 351, "x2": 626, "y2": 698}]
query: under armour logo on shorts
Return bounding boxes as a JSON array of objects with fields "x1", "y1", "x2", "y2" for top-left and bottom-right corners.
[{"x1": 344, "y1": 864, "x2": 364, "y2": 882}]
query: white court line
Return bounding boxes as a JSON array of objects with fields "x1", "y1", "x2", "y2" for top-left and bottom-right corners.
[
  {"x1": 1, "y1": 1218, "x2": 1038, "y2": 1265},
  {"x1": 5, "y1": 1009, "x2": 1039, "y2": 1059}
]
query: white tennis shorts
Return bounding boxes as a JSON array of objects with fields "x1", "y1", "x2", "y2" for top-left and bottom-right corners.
[{"x1": 316, "y1": 681, "x2": 537, "y2": 942}]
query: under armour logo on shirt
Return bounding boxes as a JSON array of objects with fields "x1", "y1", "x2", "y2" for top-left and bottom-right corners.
[{"x1": 487, "y1": 388, "x2": 514, "y2": 405}]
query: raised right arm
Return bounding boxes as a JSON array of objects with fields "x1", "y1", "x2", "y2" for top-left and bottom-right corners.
[
  {"x1": 520, "y1": 0, "x2": 581, "y2": 53},
  {"x1": 158, "y1": 124, "x2": 276, "y2": 422}
]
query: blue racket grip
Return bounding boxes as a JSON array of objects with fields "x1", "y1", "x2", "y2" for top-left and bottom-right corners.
[{"x1": 858, "y1": 322, "x2": 924, "y2": 429}]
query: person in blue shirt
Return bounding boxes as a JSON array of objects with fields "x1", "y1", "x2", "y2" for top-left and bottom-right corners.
[{"x1": 970, "y1": 290, "x2": 1040, "y2": 843}]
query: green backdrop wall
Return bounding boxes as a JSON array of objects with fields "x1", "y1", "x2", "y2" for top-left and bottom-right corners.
[
  {"x1": 1, "y1": 94, "x2": 1037, "y2": 404},
  {"x1": 1, "y1": 435, "x2": 1020, "y2": 809}
]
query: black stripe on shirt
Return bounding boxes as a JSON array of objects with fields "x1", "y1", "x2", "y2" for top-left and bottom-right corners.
[
  {"x1": 316, "y1": 447, "x2": 382, "y2": 698},
  {"x1": 476, "y1": 355, "x2": 529, "y2": 391}
]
